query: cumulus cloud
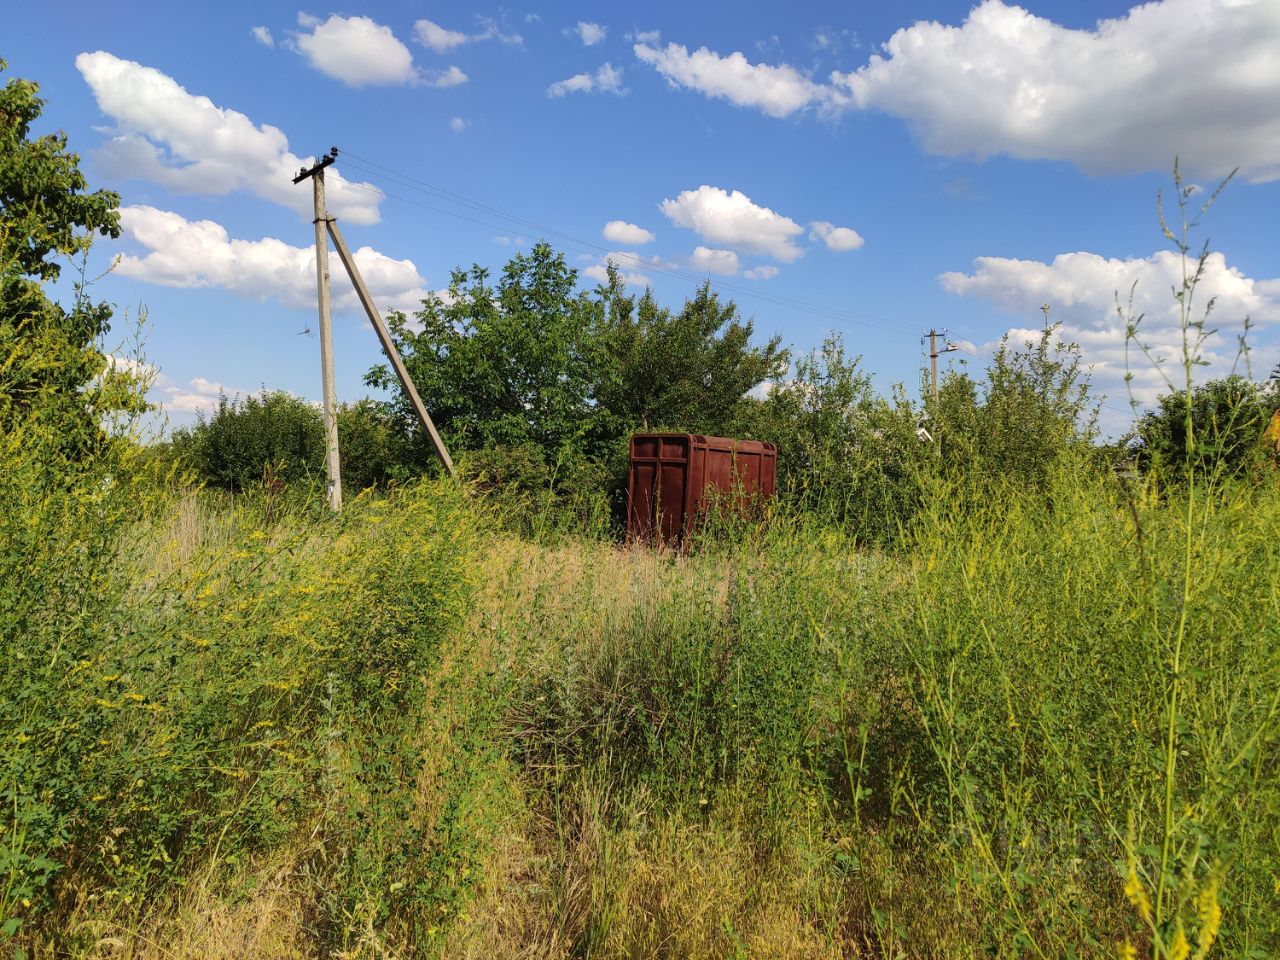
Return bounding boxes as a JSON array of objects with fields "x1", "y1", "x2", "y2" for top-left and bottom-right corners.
[
  {"x1": 250, "y1": 26, "x2": 274, "y2": 48},
  {"x1": 547, "y1": 63, "x2": 624, "y2": 97},
  {"x1": 745, "y1": 265, "x2": 780, "y2": 280},
  {"x1": 582, "y1": 250, "x2": 674, "y2": 287},
  {"x1": 160, "y1": 374, "x2": 253, "y2": 415},
  {"x1": 809, "y1": 220, "x2": 865, "y2": 251},
  {"x1": 660, "y1": 185, "x2": 804, "y2": 262},
  {"x1": 425, "y1": 65, "x2": 469, "y2": 88},
  {"x1": 633, "y1": 2, "x2": 1280, "y2": 183},
  {"x1": 450, "y1": 116, "x2": 470, "y2": 133},
  {"x1": 107, "y1": 355, "x2": 252, "y2": 417},
  {"x1": 688, "y1": 246, "x2": 740, "y2": 275},
  {"x1": 634, "y1": 41, "x2": 834, "y2": 118},
  {"x1": 292, "y1": 14, "x2": 417, "y2": 86},
  {"x1": 415, "y1": 18, "x2": 469, "y2": 52},
  {"x1": 941, "y1": 248, "x2": 1280, "y2": 415},
  {"x1": 76, "y1": 52, "x2": 383, "y2": 225},
  {"x1": 834, "y1": 0, "x2": 1280, "y2": 183},
  {"x1": 413, "y1": 16, "x2": 522, "y2": 52},
  {"x1": 115, "y1": 205, "x2": 430, "y2": 315},
  {"x1": 602, "y1": 220, "x2": 655, "y2": 244},
  {"x1": 576, "y1": 22, "x2": 607, "y2": 46}
]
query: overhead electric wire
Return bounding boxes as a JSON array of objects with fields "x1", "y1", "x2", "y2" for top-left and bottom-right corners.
[
  {"x1": 330, "y1": 149, "x2": 1144, "y2": 420},
  {"x1": 333, "y1": 149, "x2": 924, "y2": 336}
]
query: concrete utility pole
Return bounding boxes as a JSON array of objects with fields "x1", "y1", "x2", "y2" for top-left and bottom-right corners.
[
  {"x1": 927, "y1": 328, "x2": 958, "y2": 406},
  {"x1": 295, "y1": 149, "x2": 343, "y2": 511},
  {"x1": 293, "y1": 148, "x2": 455, "y2": 498}
]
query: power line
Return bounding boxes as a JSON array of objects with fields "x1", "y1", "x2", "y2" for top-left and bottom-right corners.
[
  {"x1": 334, "y1": 149, "x2": 924, "y2": 336},
  {"x1": 330, "y1": 148, "x2": 1144, "y2": 420}
]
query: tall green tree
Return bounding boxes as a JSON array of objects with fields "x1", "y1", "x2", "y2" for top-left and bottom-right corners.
[
  {"x1": 367, "y1": 242, "x2": 611, "y2": 476},
  {"x1": 0, "y1": 59, "x2": 132, "y2": 459},
  {"x1": 596, "y1": 270, "x2": 787, "y2": 434},
  {"x1": 972, "y1": 325, "x2": 1095, "y2": 483}
]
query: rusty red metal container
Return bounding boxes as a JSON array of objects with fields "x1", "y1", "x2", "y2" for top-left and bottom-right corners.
[{"x1": 626, "y1": 433, "x2": 777, "y2": 546}]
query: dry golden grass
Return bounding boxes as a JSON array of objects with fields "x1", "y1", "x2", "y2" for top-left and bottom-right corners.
[{"x1": 53, "y1": 851, "x2": 318, "y2": 960}]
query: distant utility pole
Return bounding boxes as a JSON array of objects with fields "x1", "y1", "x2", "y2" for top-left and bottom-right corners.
[
  {"x1": 926, "y1": 328, "x2": 958, "y2": 406},
  {"x1": 294, "y1": 148, "x2": 454, "y2": 513}
]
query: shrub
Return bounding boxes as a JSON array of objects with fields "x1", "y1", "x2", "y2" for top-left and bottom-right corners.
[
  {"x1": 1134, "y1": 374, "x2": 1278, "y2": 482},
  {"x1": 171, "y1": 390, "x2": 324, "y2": 492}
]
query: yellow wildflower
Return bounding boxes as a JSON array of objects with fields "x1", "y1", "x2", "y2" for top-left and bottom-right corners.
[
  {"x1": 1125, "y1": 857, "x2": 1153, "y2": 925},
  {"x1": 1194, "y1": 877, "x2": 1222, "y2": 960}
]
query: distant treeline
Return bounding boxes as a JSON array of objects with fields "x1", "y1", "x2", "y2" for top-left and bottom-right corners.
[{"x1": 157, "y1": 244, "x2": 1280, "y2": 540}]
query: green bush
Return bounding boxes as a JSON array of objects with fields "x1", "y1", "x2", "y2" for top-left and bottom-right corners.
[
  {"x1": 751, "y1": 335, "x2": 927, "y2": 543},
  {"x1": 1134, "y1": 374, "x2": 1278, "y2": 483},
  {"x1": 337, "y1": 397, "x2": 415, "y2": 491},
  {"x1": 171, "y1": 390, "x2": 324, "y2": 492}
]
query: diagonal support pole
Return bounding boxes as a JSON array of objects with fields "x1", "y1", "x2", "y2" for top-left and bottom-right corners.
[{"x1": 325, "y1": 219, "x2": 455, "y2": 476}]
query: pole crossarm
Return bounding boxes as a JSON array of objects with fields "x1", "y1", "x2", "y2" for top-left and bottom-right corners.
[{"x1": 294, "y1": 147, "x2": 339, "y2": 185}]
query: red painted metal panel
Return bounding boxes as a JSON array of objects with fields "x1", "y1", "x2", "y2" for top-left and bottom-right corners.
[{"x1": 626, "y1": 433, "x2": 778, "y2": 546}]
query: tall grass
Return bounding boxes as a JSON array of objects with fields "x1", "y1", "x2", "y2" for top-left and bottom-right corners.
[
  {"x1": 5, "y1": 169, "x2": 1275, "y2": 959},
  {"x1": 1, "y1": 434, "x2": 494, "y2": 954},
  {"x1": 5, "y1": 444, "x2": 1276, "y2": 957}
]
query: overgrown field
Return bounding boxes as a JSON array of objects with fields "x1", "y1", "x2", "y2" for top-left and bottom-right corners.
[{"x1": 4, "y1": 442, "x2": 1277, "y2": 958}]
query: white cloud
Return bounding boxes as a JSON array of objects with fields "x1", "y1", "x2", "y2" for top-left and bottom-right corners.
[
  {"x1": 631, "y1": 2, "x2": 1280, "y2": 183},
  {"x1": 161, "y1": 375, "x2": 251, "y2": 415},
  {"x1": 809, "y1": 220, "x2": 865, "y2": 251},
  {"x1": 628, "y1": 29, "x2": 661, "y2": 44},
  {"x1": 688, "y1": 246, "x2": 740, "y2": 275},
  {"x1": 812, "y1": 27, "x2": 857, "y2": 53},
  {"x1": 602, "y1": 220, "x2": 655, "y2": 245},
  {"x1": 583, "y1": 250, "x2": 673, "y2": 287},
  {"x1": 583, "y1": 264, "x2": 646, "y2": 287},
  {"x1": 547, "y1": 63, "x2": 624, "y2": 97},
  {"x1": 292, "y1": 14, "x2": 417, "y2": 87},
  {"x1": 745, "y1": 265, "x2": 780, "y2": 280},
  {"x1": 576, "y1": 22, "x2": 607, "y2": 46},
  {"x1": 250, "y1": 26, "x2": 274, "y2": 48},
  {"x1": 660, "y1": 185, "x2": 804, "y2": 262},
  {"x1": 413, "y1": 16, "x2": 522, "y2": 53},
  {"x1": 941, "y1": 248, "x2": 1280, "y2": 414},
  {"x1": 833, "y1": 0, "x2": 1280, "y2": 183},
  {"x1": 115, "y1": 205, "x2": 430, "y2": 315},
  {"x1": 425, "y1": 65, "x2": 469, "y2": 88},
  {"x1": 450, "y1": 116, "x2": 470, "y2": 133},
  {"x1": 107, "y1": 355, "x2": 252, "y2": 417},
  {"x1": 415, "y1": 18, "x2": 470, "y2": 52},
  {"x1": 634, "y1": 41, "x2": 835, "y2": 118},
  {"x1": 76, "y1": 52, "x2": 383, "y2": 225}
]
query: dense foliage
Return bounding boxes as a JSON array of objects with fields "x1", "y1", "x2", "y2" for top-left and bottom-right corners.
[
  {"x1": 1134, "y1": 374, "x2": 1279, "y2": 480},
  {"x1": 171, "y1": 392, "x2": 419, "y2": 494},
  {"x1": 0, "y1": 59, "x2": 136, "y2": 462}
]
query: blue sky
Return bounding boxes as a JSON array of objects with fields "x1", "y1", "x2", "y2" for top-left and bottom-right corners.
[{"x1": 7, "y1": 0, "x2": 1280, "y2": 436}]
